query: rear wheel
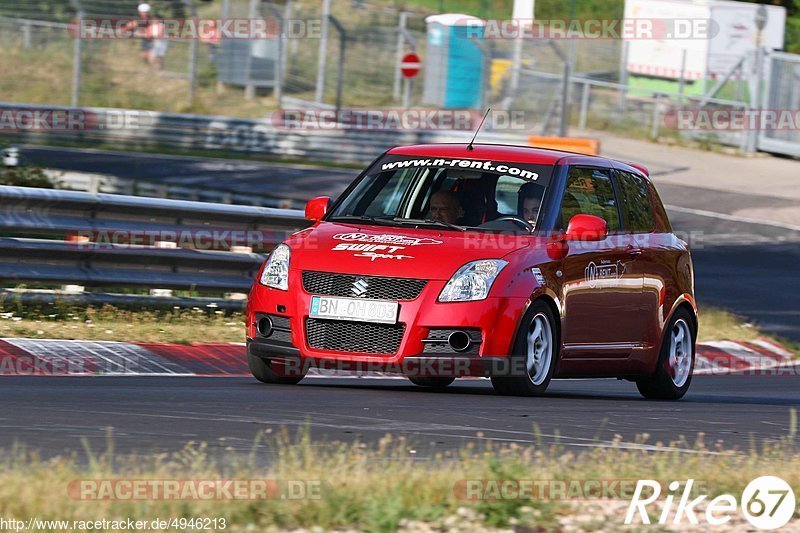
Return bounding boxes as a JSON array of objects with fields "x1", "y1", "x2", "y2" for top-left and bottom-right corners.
[
  {"x1": 408, "y1": 376, "x2": 455, "y2": 389},
  {"x1": 636, "y1": 308, "x2": 695, "y2": 400},
  {"x1": 491, "y1": 301, "x2": 558, "y2": 397},
  {"x1": 247, "y1": 353, "x2": 306, "y2": 385}
]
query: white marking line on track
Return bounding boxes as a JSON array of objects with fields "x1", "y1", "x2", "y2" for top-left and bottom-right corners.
[{"x1": 664, "y1": 204, "x2": 800, "y2": 232}]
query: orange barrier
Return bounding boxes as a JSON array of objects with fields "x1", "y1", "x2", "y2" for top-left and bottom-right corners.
[{"x1": 527, "y1": 136, "x2": 600, "y2": 156}]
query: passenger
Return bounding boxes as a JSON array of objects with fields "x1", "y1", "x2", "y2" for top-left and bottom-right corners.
[
  {"x1": 518, "y1": 182, "x2": 546, "y2": 226},
  {"x1": 428, "y1": 190, "x2": 464, "y2": 225}
]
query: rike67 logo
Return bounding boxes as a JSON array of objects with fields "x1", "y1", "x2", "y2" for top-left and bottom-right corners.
[{"x1": 625, "y1": 476, "x2": 796, "y2": 530}]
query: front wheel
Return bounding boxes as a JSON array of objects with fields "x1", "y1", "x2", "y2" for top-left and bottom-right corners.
[
  {"x1": 247, "y1": 353, "x2": 306, "y2": 385},
  {"x1": 636, "y1": 308, "x2": 696, "y2": 400},
  {"x1": 491, "y1": 301, "x2": 559, "y2": 397}
]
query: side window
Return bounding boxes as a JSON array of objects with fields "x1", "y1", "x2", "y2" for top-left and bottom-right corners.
[
  {"x1": 494, "y1": 175, "x2": 528, "y2": 216},
  {"x1": 617, "y1": 171, "x2": 655, "y2": 233},
  {"x1": 560, "y1": 167, "x2": 620, "y2": 231}
]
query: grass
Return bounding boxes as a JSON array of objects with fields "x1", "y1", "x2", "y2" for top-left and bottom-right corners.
[
  {"x1": 0, "y1": 304, "x2": 244, "y2": 345},
  {"x1": 0, "y1": 301, "x2": 792, "y2": 352},
  {"x1": 0, "y1": 416, "x2": 798, "y2": 532}
]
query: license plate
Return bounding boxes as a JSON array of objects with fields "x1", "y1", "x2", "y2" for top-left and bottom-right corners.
[{"x1": 309, "y1": 296, "x2": 399, "y2": 324}]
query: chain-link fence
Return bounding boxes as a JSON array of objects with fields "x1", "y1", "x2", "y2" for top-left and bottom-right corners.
[{"x1": 2, "y1": 1, "x2": 799, "y2": 157}]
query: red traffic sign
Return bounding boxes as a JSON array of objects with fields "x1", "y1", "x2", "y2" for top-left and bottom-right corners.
[{"x1": 401, "y1": 52, "x2": 421, "y2": 78}]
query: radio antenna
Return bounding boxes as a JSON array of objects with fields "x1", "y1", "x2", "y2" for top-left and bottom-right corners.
[{"x1": 466, "y1": 108, "x2": 491, "y2": 151}]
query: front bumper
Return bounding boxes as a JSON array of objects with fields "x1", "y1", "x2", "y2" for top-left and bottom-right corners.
[{"x1": 246, "y1": 273, "x2": 528, "y2": 376}]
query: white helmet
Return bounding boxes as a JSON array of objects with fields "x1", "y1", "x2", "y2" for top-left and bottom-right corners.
[{"x1": 137, "y1": 3, "x2": 151, "y2": 13}]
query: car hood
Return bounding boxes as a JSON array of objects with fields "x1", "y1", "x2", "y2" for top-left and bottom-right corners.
[{"x1": 286, "y1": 222, "x2": 531, "y2": 281}]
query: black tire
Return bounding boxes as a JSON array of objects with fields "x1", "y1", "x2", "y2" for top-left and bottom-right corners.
[
  {"x1": 636, "y1": 308, "x2": 696, "y2": 400},
  {"x1": 408, "y1": 376, "x2": 455, "y2": 389},
  {"x1": 491, "y1": 301, "x2": 559, "y2": 397},
  {"x1": 247, "y1": 353, "x2": 306, "y2": 385}
]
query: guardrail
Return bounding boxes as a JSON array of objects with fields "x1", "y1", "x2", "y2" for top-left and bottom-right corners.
[
  {"x1": 0, "y1": 185, "x2": 308, "y2": 310},
  {"x1": 0, "y1": 102, "x2": 527, "y2": 165}
]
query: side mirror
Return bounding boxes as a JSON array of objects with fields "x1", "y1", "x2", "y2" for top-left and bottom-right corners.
[
  {"x1": 564, "y1": 214, "x2": 608, "y2": 242},
  {"x1": 305, "y1": 196, "x2": 332, "y2": 222}
]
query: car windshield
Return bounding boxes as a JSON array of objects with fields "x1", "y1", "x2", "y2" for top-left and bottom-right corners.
[{"x1": 328, "y1": 154, "x2": 554, "y2": 232}]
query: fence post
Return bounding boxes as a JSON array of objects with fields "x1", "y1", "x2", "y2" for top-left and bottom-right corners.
[
  {"x1": 328, "y1": 16, "x2": 346, "y2": 114},
  {"x1": 71, "y1": 9, "x2": 84, "y2": 107},
  {"x1": 393, "y1": 12, "x2": 408, "y2": 102},
  {"x1": 22, "y1": 21, "x2": 31, "y2": 49},
  {"x1": 185, "y1": 0, "x2": 198, "y2": 103},
  {"x1": 264, "y1": 3, "x2": 285, "y2": 107},
  {"x1": 559, "y1": 54, "x2": 572, "y2": 137},
  {"x1": 578, "y1": 81, "x2": 590, "y2": 130},
  {"x1": 618, "y1": 40, "x2": 629, "y2": 113},
  {"x1": 244, "y1": 0, "x2": 258, "y2": 100},
  {"x1": 745, "y1": 46, "x2": 766, "y2": 153},
  {"x1": 677, "y1": 49, "x2": 687, "y2": 105},
  {"x1": 315, "y1": 0, "x2": 332, "y2": 103},
  {"x1": 650, "y1": 93, "x2": 661, "y2": 140}
]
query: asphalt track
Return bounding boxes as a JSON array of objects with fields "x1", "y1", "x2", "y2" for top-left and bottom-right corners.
[
  {"x1": 3, "y1": 146, "x2": 798, "y2": 459},
  {"x1": 0, "y1": 374, "x2": 798, "y2": 459}
]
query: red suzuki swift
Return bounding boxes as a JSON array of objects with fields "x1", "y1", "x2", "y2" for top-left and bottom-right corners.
[{"x1": 246, "y1": 144, "x2": 697, "y2": 399}]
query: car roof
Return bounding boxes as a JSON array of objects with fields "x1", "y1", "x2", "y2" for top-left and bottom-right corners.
[{"x1": 387, "y1": 143, "x2": 649, "y2": 177}]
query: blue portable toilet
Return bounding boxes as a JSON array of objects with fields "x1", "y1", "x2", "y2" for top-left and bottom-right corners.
[{"x1": 422, "y1": 14, "x2": 485, "y2": 110}]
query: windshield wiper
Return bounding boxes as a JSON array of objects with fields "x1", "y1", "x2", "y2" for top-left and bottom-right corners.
[{"x1": 391, "y1": 217, "x2": 467, "y2": 232}]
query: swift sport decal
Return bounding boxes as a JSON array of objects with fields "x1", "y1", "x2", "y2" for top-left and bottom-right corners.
[
  {"x1": 332, "y1": 233, "x2": 443, "y2": 246},
  {"x1": 332, "y1": 242, "x2": 415, "y2": 261},
  {"x1": 585, "y1": 260, "x2": 626, "y2": 288},
  {"x1": 354, "y1": 251, "x2": 414, "y2": 262}
]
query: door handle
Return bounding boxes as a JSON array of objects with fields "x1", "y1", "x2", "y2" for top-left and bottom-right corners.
[{"x1": 626, "y1": 246, "x2": 643, "y2": 257}]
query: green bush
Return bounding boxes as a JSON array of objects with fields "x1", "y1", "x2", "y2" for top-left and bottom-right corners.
[{"x1": 0, "y1": 165, "x2": 54, "y2": 188}]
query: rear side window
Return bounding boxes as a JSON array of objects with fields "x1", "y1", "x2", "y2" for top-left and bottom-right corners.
[
  {"x1": 617, "y1": 171, "x2": 655, "y2": 233},
  {"x1": 560, "y1": 167, "x2": 620, "y2": 231}
]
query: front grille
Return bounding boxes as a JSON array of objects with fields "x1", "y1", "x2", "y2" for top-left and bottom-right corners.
[
  {"x1": 306, "y1": 318, "x2": 405, "y2": 354},
  {"x1": 302, "y1": 271, "x2": 426, "y2": 301}
]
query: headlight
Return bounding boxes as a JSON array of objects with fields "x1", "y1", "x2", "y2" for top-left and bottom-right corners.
[
  {"x1": 259, "y1": 244, "x2": 291, "y2": 290},
  {"x1": 439, "y1": 259, "x2": 508, "y2": 302}
]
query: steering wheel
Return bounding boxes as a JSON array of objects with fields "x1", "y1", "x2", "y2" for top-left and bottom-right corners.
[{"x1": 492, "y1": 216, "x2": 534, "y2": 232}]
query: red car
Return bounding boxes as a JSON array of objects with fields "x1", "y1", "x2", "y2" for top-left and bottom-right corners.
[{"x1": 246, "y1": 144, "x2": 697, "y2": 399}]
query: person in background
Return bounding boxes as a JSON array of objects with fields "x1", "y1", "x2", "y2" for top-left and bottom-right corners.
[{"x1": 124, "y1": 3, "x2": 167, "y2": 70}]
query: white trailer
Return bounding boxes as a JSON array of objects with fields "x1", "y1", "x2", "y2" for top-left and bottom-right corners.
[{"x1": 624, "y1": 0, "x2": 786, "y2": 80}]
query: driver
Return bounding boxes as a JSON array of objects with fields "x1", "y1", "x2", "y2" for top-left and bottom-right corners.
[
  {"x1": 428, "y1": 190, "x2": 465, "y2": 225},
  {"x1": 518, "y1": 182, "x2": 545, "y2": 227}
]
